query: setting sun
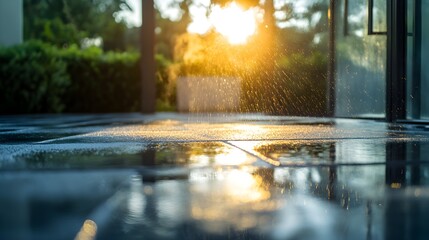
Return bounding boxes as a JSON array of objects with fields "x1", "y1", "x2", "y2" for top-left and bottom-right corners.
[{"x1": 209, "y1": 3, "x2": 258, "y2": 45}]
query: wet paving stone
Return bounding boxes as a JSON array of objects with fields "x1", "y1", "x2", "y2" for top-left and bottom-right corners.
[
  {"x1": 0, "y1": 170, "x2": 133, "y2": 240},
  {"x1": 230, "y1": 139, "x2": 429, "y2": 166},
  {"x1": 1, "y1": 114, "x2": 429, "y2": 239},
  {"x1": 0, "y1": 142, "x2": 259, "y2": 170},
  {"x1": 0, "y1": 132, "x2": 79, "y2": 144},
  {"x1": 97, "y1": 164, "x2": 429, "y2": 240}
]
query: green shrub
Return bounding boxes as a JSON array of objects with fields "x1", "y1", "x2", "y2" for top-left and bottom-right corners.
[
  {"x1": 241, "y1": 51, "x2": 328, "y2": 115},
  {"x1": 155, "y1": 54, "x2": 175, "y2": 106},
  {"x1": 0, "y1": 41, "x2": 70, "y2": 113},
  {"x1": 29, "y1": 18, "x2": 87, "y2": 47},
  {"x1": 60, "y1": 46, "x2": 141, "y2": 112},
  {"x1": 270, "y1": 51, "x2": 328, "y2": 116},
  {"x1": 0, "y1": 41, "x2": 174, "y2": 113}
]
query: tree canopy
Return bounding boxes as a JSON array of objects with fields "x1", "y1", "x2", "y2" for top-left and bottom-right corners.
[{"x1": 24, "y1": 0, "x2": 131, "y2": 50}]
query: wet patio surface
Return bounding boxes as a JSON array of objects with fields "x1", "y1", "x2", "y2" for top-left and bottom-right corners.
[{"x1": 1, "y1": 113, "x2": 429, "y2": 240}]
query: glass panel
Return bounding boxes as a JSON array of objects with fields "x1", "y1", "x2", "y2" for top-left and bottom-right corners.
[
  {"x1": 406, "y1": 0, "x2": 416, "y2": 119},
  {"x1": 8, "y1": 0, "x2": 331, "y2": 116},
  {"x1": 154, "y1": 0, "x2": 330, "y2": 115},
  {"x1": 420, "y1": 0, "x2": 429, "y2": 118},
  {"x1": 335, "y1": 0, "x2": 386, "y2": 118},
  {"x1": 406, "y1": 0, "x2": 429, "y2": 120},
  {"x1": 371, "y1": 0, "x2": 387, "y2": 33}
]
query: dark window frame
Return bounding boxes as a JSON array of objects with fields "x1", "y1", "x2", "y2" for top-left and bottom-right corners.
[{"x1": 368, "y1": 0, "x2": 387, "y2": 35}]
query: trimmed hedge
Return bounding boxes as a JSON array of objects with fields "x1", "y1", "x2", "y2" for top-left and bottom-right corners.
[
  {"x1": 60, "y1": 46, "x2": 140, "y2": 112},
  {"x1": 0, "y1": 41, "x2": 69, "y2": 113},
  {"x1": 0, "y1": 41, "x2": 171, "y2": 114}
]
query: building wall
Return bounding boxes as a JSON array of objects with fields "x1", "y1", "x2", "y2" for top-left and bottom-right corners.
[
  {"x1": 334, "y1": 0, "x2": 386, "y2": 118},
  {"x1": 0, "y1": 0, "x2": 23, "y2": 46},
  {"x1": 176, "y1": 77, "x2": 241, "y2": 112}
]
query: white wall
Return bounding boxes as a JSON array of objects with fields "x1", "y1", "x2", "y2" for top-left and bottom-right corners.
[
  {"x1": 0, "y1": 0, "x2": 23, "y2": 46},
  {"x1": 177, "y1": 77, "x2": 242, "y2": 112}
]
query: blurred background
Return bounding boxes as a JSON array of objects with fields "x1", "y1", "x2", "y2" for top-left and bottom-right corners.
[{"x1": 0, "y1": 0, "x2": 329, "y2": 115}]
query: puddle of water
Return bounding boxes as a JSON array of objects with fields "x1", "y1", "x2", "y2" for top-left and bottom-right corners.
[
  {"x1": 97, "y1": 165, "x2": 429, "y2": 240},
  {"x1": 3, "y1": 115, "x2": 429, "y2": 239},
  {"x1": 2, "y1": 142, "x2": 257, "y2": 170},
  {"x1": 140, "y1": 142, "x2": 257, "y2": 167},
  {"x1": 3, "y1": 163, "x2": 429, "y2": 239},
  {"x1": 231, "y1": 139, "x2": 429, "y2": 166},
  {"x1": 0, "y1": 170, "x2": 132, "y2": 240}
]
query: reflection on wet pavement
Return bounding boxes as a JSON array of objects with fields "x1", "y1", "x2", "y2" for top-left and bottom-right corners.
[
  {"x1": 2, "y1": 114, "x2": 429, "y2": 239},
  {"x1": 0, "y1": 142, "x2": 258, "y2": 170},
  {"x1": 98, "y1": 164, "x2": 429, "y2": 240},
  {"x1": 231, "y1": 139, "x2": 429, "y2": 166},
  {"x1": 139, "y1": 142, "x2": 258, "y2": 167}
]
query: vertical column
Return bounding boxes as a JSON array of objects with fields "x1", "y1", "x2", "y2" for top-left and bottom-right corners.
[
  {"x1": 0, "y1": 0, "x2": 23, "y2": 46},
  {"x1": 141, "y1": 0, "x2": 156, "y2": 113},
  {"x1": 411, "y1": 0, "x2": 422, "y2": 119},
  {"x1": 386, "y1": 0, "x2": 407, "y2": 122}
]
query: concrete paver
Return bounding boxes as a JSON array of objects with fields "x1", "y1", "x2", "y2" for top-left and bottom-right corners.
[{"x1": 1, "y1": 113, "x2": 429, "y2": 239}]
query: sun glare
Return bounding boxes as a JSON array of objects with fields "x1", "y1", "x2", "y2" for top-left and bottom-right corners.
[{"x1": 209, "y1": 3, "x2": 258, "y2": 45}]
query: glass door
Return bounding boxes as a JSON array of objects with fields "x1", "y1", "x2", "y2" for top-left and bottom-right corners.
[
  {"x1": 334, "y1": 0, "x2": 387, "y2": 118},
  {"x1": 406, "y1": 0, "x2": 429, "y2": 120}
]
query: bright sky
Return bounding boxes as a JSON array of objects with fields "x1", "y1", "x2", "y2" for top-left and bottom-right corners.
[
  {"x1": 118, "y1": 0, "x2": 315, "y2": 30},
  {"x1": 115, "y1": 0, "x2": 141, "y2": 27},
  {"x1": 117, "y1": 0, "x2": 193, "y2": 27},
  {"x1": 117, "y1": 0, "x2": 224, "y2": 33}
]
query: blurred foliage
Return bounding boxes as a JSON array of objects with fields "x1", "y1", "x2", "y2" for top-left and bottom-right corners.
[
  {"x1": 24, "y1": 0, "x2": 131, "y2": 51},
  {"x1": 31, "y1": 18, "x2": 86, "y2": 47},
  {"x1": 0, "y1": 41, "x2": 172, "y2": 113},
  {"x1": 155, "y1": 54, "x2": 175, "y2": 107},
  {"x1": 154, "y1": 1, "x2": 191, "y2": 59},
  {"x1": 59, "y1": 45, "x2": 141, "y2": 112},
  {"x1": 268, "y1": 51, "x2": 328, "y2": 116},
  {"x1": 0, "y1": 41, "x2": 69, "y2": 113},
  {"x1": 12, "y1": 0, "x2": 329, "y2": 115},
  {"x1": 172, "y1": 32, "x2": 260, "y2": 77},
  {"x1": 212, "y1": 0, "x2": 259, "y2": 8},
  {"x1": 169, "y1": 0, "x2": 329, "y2": 115}
]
